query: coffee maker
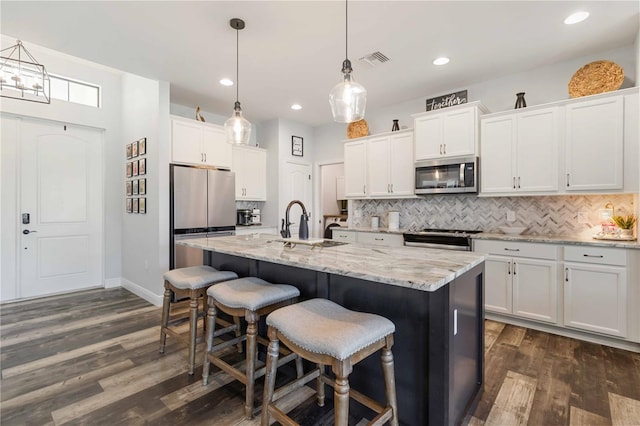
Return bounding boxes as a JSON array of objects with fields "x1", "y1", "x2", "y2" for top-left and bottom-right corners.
[{"x1": 236, "y1": 209, "x2": 253, "y2": 226}]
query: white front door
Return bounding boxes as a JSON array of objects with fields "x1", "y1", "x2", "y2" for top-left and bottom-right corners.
[
  {"x1": 19, "y1": 119, "x2": 103, "y2": 298},
  {"x1": 281, "y1": 161, "x2": 312, "y2": 238}
]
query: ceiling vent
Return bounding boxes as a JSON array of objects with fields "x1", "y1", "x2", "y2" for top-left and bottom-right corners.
[{"x1": 359, "y1": 51, "x2": 390, "y2": 67}]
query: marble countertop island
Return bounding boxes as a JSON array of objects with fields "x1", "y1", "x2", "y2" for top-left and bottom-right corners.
[{"x1": 178, "y1": 234, "x2": 484, "y2": 292}]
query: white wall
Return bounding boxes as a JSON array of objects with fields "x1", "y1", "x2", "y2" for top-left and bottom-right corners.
[
  {"x1": 120, "y1": 74, "x2": 170, "y2": 305},
  {"x1": 312, "y1": 44, "x2": 637, "y2": 164},
  {"x1": 320, "y1": 163, "x2": 344, "y2": 216},
  {"x1": 259, "y1": 119, "x2": 280, "y2": 228},
  {"x1": 0, "y1": 34, "x2": 124, "y2": 300}
]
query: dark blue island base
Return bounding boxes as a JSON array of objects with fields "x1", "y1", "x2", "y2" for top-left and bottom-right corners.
[{"x1": 205, "y1": 251, "x2": 484, "y2": 426}]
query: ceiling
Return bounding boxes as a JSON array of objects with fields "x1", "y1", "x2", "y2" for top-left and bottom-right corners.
[{"x1": 1, "y1": 1, "x2": 638, "y2": 127}]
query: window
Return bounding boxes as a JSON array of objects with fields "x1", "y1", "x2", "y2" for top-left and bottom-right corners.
[{"x1": 49, "y1": 74, "x2": 100, "y2": 108}]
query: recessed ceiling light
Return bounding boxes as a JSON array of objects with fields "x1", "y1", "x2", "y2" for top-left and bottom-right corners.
[
  {"x1": 291, "y1": 104, "x2": 302, "y2": 110},
  {"x1": 564, "y1": 11, "x2": 589, "y2": 25},
  {"x1": 219, "y1": 78, "x2": 234, "y2": 86},
  {"x1": 433, "y1": 57, "x2": 450, "y2": 66}
]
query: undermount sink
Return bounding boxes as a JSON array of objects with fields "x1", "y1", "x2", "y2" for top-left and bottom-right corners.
[
  {"x1": 314, "y1": 240, "x2": 349, "y2": 248},
  {"x1": 275, "y1": 238, "x2": 349, "y2": 248}
]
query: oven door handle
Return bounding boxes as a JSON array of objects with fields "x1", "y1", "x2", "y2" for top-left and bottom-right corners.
[{"x1": 404, "y1": 241, "x2": 470, "y2": 251}]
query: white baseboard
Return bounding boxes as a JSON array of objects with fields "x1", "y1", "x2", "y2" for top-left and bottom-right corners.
[
  {"x1": 486, "y1": 312, "x2": 640, "y2": 353},
  {"x1": 104, "y1": 277, "x2": 121, "y2": 289},
  {"x1": 121, "y1": 278, "x2": 163, "y2": 307}
]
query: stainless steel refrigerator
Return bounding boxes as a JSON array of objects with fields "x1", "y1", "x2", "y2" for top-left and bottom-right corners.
[{"x1": 169, "y1": 164, "x2": 236, "y2": 269}]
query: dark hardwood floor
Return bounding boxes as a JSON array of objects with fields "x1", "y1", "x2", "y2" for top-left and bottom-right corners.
[{"x1": 1, "y1": 288, "x2": 639, "y2": 425}]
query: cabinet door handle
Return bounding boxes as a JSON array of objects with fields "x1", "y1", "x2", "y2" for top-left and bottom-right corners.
[
  {"x1": 201, "y1": 153, "x2": 204, "y2": 162},
  {"x1": 443, "y1": 144, "x2": 446, "y2": 154},
  {"x1": 204, "y1": 153, "x2": 207, "y2": 162},
  {"x1": 439, "y1": 144, "x2": 442, "y2": 155},
  {"x1": 513, "y1": 262, "x2": 517, "y2": 275},
  {"x1": 391, "y1": 184, "x2": 393, "y2": 192},
  {"x1": 565, "y1": 267, "x2": 569, "y2": 282},
  {"x1": 517, "y1": 176, "x2": 521, "y2": 189},
  {"x1": 507, "y1": 261, "x2": 511, "y2": 275},
  {"x1": 363, "y1": 185, "x2": 366, "y2": 194},
  {"x1": 513, "y1": 177, "x2": 516, "y2": 189},
  {"x1": 583, "y1": 254, "x2": 604, "y2": 258},
  {"x1": 387, "y1": 184, "x2": 390, "y2": 193},
  {"x1": 566, "y1": 173, "x2": 570, "y2": 187},
  {"x1": 504, "y1": 248, "x2": 520, "y2": 252}
]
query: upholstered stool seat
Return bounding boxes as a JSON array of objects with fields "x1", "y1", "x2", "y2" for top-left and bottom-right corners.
[
  {"x1": 159, "y1": 265, "x2": 239, "y2": 375},
  {"x1": 262, "y1": 298, "x2": 399, "y2": 426},
  {"x1": 203, "y1": 277, "x2": 301, "y2": 419}
]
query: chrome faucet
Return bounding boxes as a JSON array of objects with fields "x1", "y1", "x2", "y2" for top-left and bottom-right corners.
[{"x1": 281, "y1": 200, "x2": 309, "y2": 240}]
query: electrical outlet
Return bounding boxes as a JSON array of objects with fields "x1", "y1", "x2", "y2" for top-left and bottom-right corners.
[
  {"x1": 506, "y1": 210, "x2": 516, "y2": 222},
  {"x1": 578, "y1": 212, "x2": 589, "y2": 224}
]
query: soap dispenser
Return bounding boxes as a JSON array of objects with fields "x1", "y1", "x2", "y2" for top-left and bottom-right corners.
[{"x1": 299, "y1": 213, "x2": 309, "y2": 240}]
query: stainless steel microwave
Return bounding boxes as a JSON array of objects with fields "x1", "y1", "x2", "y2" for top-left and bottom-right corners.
[{"x1": 415, "y1": 156, "x2": 478, "y2": 194}]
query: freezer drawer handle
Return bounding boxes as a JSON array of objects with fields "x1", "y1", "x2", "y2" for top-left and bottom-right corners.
[
  {"x1": 504, "y1": 248, "x2": 520, "y2": 252},
  {"x1": 583, "y1": 254, "x2": 604, "y2": 258}
]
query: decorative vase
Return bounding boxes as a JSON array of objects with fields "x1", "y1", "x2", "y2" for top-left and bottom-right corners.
[
  {"x1": 620, "y1": 228, "x2": 633, "y2": 238},
  {"x1": 515, "y1": 92, "x2": 527, "y2": 109},
  {"x1": 391, "y1": 119, "x2": 400, "y2": 131}
]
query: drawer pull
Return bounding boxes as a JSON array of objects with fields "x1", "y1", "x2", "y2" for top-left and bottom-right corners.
[
  {"x1": 504, "y1": 248, "x2": 520, "y2": 252},
  {"x1": 583, "y1": 254, "x2": 604, "y2": 258},
  {"x1": 374, "y1": 237, "x2": 384, "y2": 241}
]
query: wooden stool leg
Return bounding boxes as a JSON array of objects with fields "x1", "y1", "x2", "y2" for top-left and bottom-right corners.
[
  {"x1": 202, "y1": 297, "x2": 217, "y2": 385},
  {"x1": 381, "y1": 337, "x2": 399, "y2": 426},
  {"x1": 159, "y1": 285, "x2": 171, "y2": 354},
  {"x1": 261, "y1": 327, "x2": 280, "y2": 426},
  {"x1": 234, "y1": 315, "x2": 243, "y2": 353},
  {"x1": 245, "y1": 310, "x2": 259, "y2": 419},
  {"x1": 316, "y1": 363, "x2": 325, "y2": 407},
  {"x1": 333, "y1": 362, "x2": 352, "y2": 426},
  {"x1": 188, "y1": 292, "x2": 199, "y2": 375}
]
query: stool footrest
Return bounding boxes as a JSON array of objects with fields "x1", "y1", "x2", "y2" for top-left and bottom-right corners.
[
  {"x1": 319, "y1": 375, "x2": 387, "y2": 415},
  {"x1": 267, "y1": 404, "x2": 299, "y2": 426},
  {"x1": 212, "y1": 323, "x2": 239, "y2": 338},
  {"x1": 368, "y1": 408, "x2": 394, "y2": 426},
  {"x1": 254, "y1": 352, "x2": 298, "y2": 382},
  {"x1": 210, "y1": 335, "x2": 246, "y2": 354},
  {"x1": 272, "y1": 369, "x2": 321, "y2": 402}
]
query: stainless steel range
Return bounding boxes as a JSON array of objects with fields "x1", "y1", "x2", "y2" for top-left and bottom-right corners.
[{"x1": 403, "y1": 228, "x2": 482, "y2": 251}]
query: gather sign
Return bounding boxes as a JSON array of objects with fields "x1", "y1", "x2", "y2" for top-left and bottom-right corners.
[{"x1": 426, "y1": 90, "x2": 468, "y2": 111}]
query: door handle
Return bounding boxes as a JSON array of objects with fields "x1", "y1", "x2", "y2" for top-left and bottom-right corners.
[{"x1": 23, "y1": 229, "x2": 37, "y2": 235}]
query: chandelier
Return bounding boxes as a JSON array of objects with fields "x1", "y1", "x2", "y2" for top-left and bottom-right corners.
[{"x1": 1, "y1": 40, "x2": 50, "y2": 104}]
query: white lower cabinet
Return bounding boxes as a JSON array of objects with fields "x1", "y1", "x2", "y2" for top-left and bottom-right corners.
[
  {"x1": 475, "y1": 240, "x2": 559, "y2": 324},
  {"x1": 563, "y1": 246, "x2": 628, "y2": 338}
]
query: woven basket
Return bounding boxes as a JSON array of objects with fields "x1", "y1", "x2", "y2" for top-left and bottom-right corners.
[
  {"x1": 568, "y1": 60, "x2": 624, "y2": 98},
  {"x1": 347, "y1": 119, "x2": 369, "y2": 139}
]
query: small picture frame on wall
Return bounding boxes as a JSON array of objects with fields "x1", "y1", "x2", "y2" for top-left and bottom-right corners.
[
  {"x1": 126, "y1": 198, "x2": 132, "y2": 213},
  {"x1": 139, "y1": 178, "x2": 146, "y2": 195},
  {"x1": 133, "y1": 198, "x2": 139, "y2": 213},
  {"x1": 139, "y1": 197, "x2": 146, "y2": 214},
  {"x1": 292, "y1": 136, "x2": 303, "y2": 157},
  {"x1": 126, "y1": 143, "x2": 132, "y2": 159},
  {"x1": 132, "y1": 160, "x2": 139, "y2": 176},
  {"x1": 126, "y1": 181, "x2": 132, "y2": 196},
  {"x1": 126, "y1": 162, "x2": 132, "y2": 178},
  {"x1": 138, "y1": 137, "x2": 146, "y2": 155},
  {"x1": 138, "y1": 158, "x2": 146, "y2": 175},
  {"x1": 133, "y1": 179, "x2": 139, "y2": 195},
  {"x1": 132, "y1": 140, "x2": 139, "y2": 158}
]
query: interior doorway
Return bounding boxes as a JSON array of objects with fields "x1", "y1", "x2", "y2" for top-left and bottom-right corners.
[{"x1": 17, "y1": 117, "x2": 103, "y2": 298}]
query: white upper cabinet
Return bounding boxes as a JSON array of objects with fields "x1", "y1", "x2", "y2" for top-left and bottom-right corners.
[
  {"x1": 565, "y1": 95, "x2": 623, "y2": 191},
  {"x1": 413, "y1": 102, "x2": 486, "y2": 160},
  {"x1": 171, "y1": 116, "x2": 232, "y2": 169},
  {"x1": 344, "y1": 139, "x2": 367, "y2": 197},
  {"x1": 344, "y1": 130, "x2": 414, "y2": 199},
  {"x1": 481, "y1": 107, "x2": 560, "y2": 195},
  {"x1": 232, "y1": 145, "x2": 267, "y2": 201},
  {"x1": 367, "y1": 131, "x2": 414, "y2": 197}
]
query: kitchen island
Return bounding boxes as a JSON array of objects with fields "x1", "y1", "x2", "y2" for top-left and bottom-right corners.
[{"x1": 178, "y1": 234, "x2": 485, "y2": 426}]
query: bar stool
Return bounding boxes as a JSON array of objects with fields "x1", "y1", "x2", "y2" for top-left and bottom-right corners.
[
  {"x1": 203, "y1": 276, "x2": 302, "y2": 419},
  {"x1": 160, "y1": 265, "x2": 239, "y2": 375},
  {"x1": 261, "y1": 298, "x2": 399, "y2": 426}
]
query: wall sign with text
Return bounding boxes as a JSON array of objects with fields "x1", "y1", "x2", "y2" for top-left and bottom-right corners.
[{"x1": 426, "y1": 90, "x2": 468, "y2": 111}]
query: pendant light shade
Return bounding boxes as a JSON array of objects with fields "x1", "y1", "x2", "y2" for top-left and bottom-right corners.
[
  {"x1": 225, "y1": 18, "x2": 251, "y2": 145},
  {"x1": 329, "y1": 0, "x2": 366, "y2": 123}
]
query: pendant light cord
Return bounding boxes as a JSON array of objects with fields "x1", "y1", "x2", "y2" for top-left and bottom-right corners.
[
  {"x1": 236, "y1": 28, "x2": 239, "y2": 103},
  {"x1": 345, "y1": 0, "x2": 348, "y2": 60}
]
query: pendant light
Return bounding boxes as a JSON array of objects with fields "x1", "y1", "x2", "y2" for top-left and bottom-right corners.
[
  {"x1": 225, "y1": 18, "x2": 251, "y2": 145},
  {"x1": 329, "y1": 0, "x2": 367, "y2": 123}
]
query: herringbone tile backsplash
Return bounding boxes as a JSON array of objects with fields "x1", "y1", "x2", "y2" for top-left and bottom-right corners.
[{"x1": 349, "y1": 194, "x2": 636, "y2": 236}]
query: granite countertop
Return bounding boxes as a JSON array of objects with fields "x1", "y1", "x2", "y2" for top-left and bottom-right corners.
[
  {"x1": 178, "y1": 234, "x2": 484, "y2": 292},
  {"x1": 473, "y1": 233, "x2": 640, "y2": 250}
]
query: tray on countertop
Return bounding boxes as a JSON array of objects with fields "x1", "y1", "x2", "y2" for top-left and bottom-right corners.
[{"x1": 592, "y1": 233, "x2": 636, "y2": 241}]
